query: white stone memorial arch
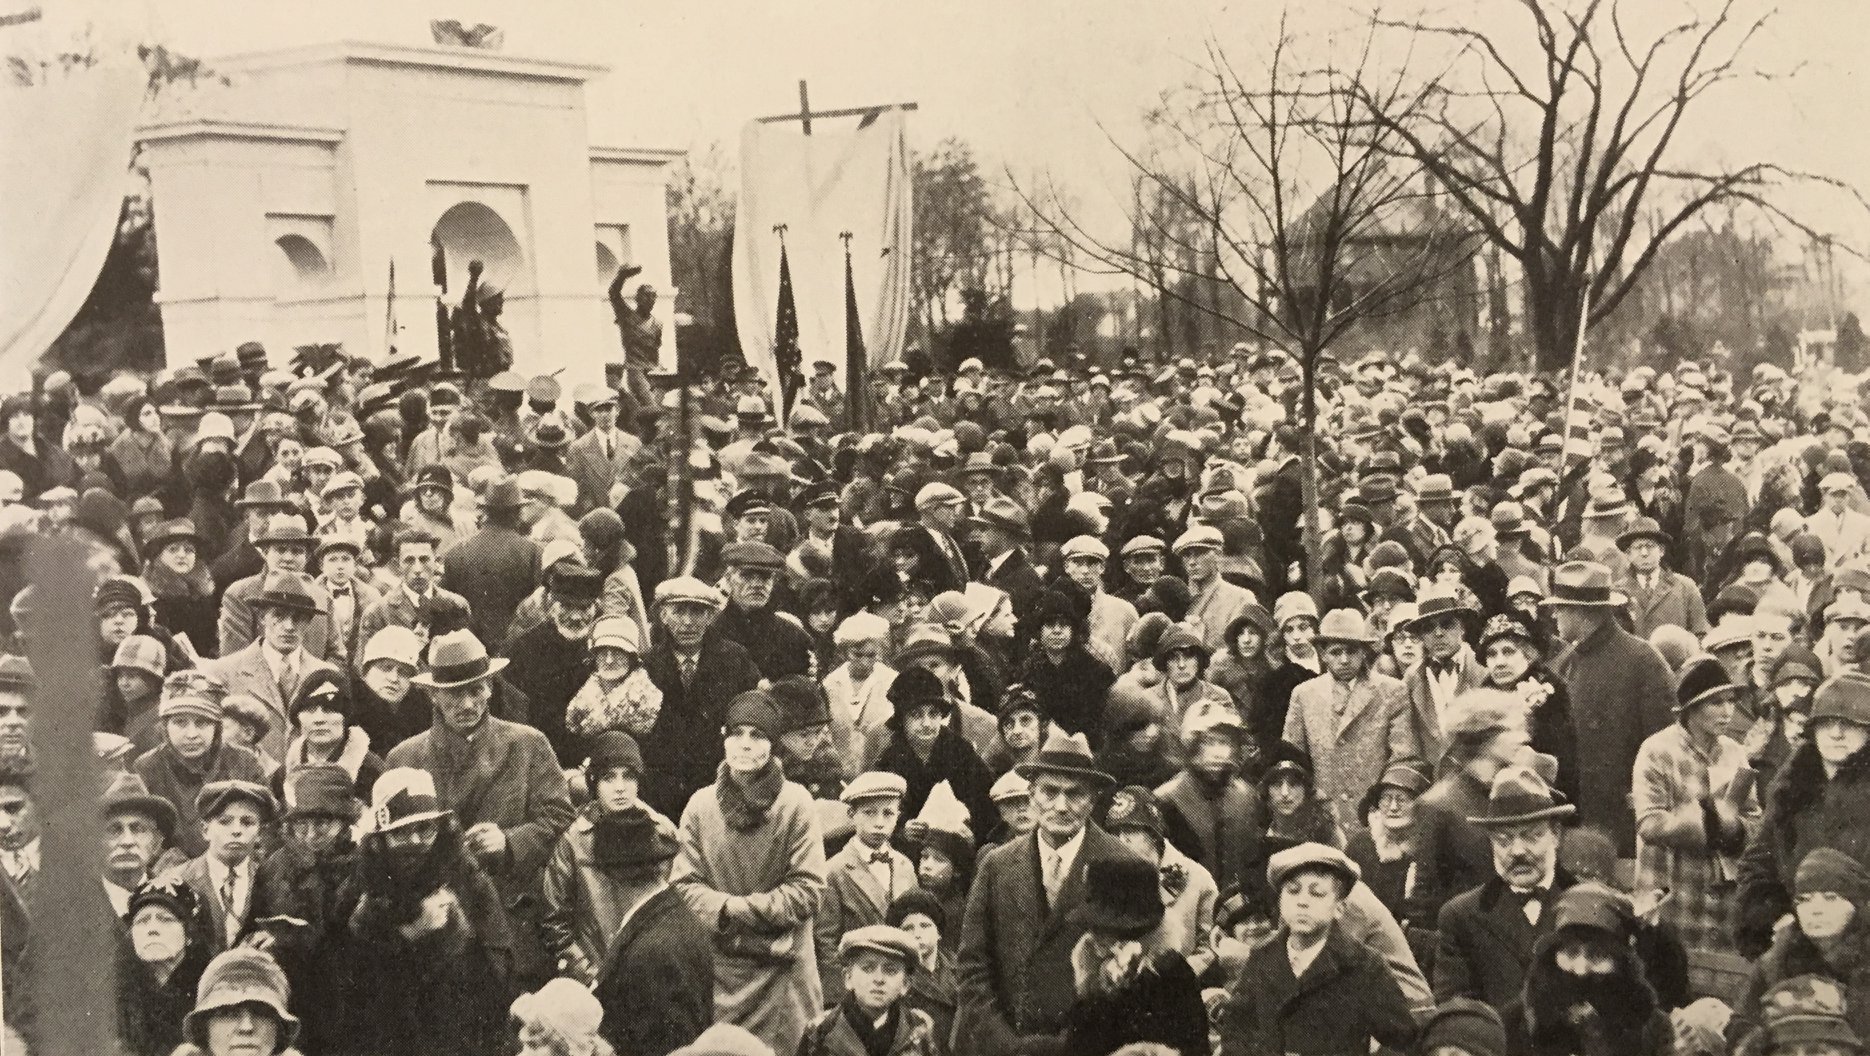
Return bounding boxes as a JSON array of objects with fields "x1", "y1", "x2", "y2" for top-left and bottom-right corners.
[{"x1": 137, "y1": 40, "x2": 681, "y2": 385}]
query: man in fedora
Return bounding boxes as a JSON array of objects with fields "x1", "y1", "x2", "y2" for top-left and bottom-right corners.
[
  {"x1": 1399, "y1": 583, "x2": 1487, "y2": 764},
  {"x1": 387, "y1": 628, "x2": 574, "y2": 986},
  {"x1": 212, "y1": 481, "x2": 296, "y2": 595},
  {"x1": 1618, "y1": 515, "x2": 1708, "y2": 640},
  {"x1": 218, "y1": 513, "x2": 336, "y2": 661},
  {"x1": 711, "y1": 541, "x2": 813, "y2": 681},
  {"x1": 1381, "y1": 474, "x2": 1456, "y2": 566},
  {"x1": 1284, "y1": 609, "x2": 1418, "y2": 833},
  {"x1": 100, "y1": 771, "x2": 181, "y2": 924},
  {"x1": 441, "y1": 474, "x2": 543, "y2": 648},
  {"x1": 1432, "y1": 756, "x2": 1577, "y2": 1010},
  {"x1": 205, "y1": 571, "x2": 339, "y2": 761},
  {"x1": 640, "y1": 577, "x2": 763, "y2": 819},
  {"x1": 955, "y1": 729, "x2": 1141, "y2": 1055},
  {"x1": 968, "y1": 497, "x2": 1043, "y2": 640},
  {"x1": 1543, "y1": 560, "x2": 1676, "y2": 854}
]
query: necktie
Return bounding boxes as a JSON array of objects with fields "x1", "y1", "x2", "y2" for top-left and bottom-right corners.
[
  {"x1": 602, "y1": 433, "x2": 611, "y2": 462},
  {"x1": 6, "y1": 852, "x2": 28, "y2": 893},
  {"x1": 279, "y1": 656, "x2": 298, "y2": 702},
  {"x1": 1042, "y1": 845, "x2": 1062, "y2": 907},
  {"x1": 679, "y1": 655, "x2": 697, "y2": 689},
  {"x1": 222, "y1": 873, "x2": 242, "y2": 944}
]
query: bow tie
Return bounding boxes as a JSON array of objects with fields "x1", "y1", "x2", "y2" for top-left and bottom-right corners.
[
  {"x1": 869, "y1": 850, "x2": 893, "y2": 864},
  {"x1": 329, "y1": 586, "x2": 351, "y2": 598},
  {"x1": 1427, "y1": 660, "x2": 1455, "y2": 677}
]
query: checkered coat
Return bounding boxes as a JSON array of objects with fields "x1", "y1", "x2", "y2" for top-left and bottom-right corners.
[{"x1": 1631, "y1": 723, "x2": 1758, "y2": 952}]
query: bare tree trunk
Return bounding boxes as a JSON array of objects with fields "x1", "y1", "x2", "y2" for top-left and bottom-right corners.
[{"x1": 1300, "y1": 356, "x2": 1324, "y2": 602}]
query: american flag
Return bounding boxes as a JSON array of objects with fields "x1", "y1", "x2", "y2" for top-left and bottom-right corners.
[
  {"x1": 774, "y1": 241, "x2": 802, "y2": 422},
  {"x1": 1562, "y1": 385, "x2": 1600, "y2": 471}
]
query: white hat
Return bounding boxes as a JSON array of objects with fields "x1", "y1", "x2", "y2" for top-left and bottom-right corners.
[
  {"x1": 1822, "y1": 472, "x2": 1857, "y2": 494},
  {"x1": 590, "y1": 615, "x2": 641, "y2": 654},
  {"x1": 914, "y1": 482, "x2": 965, "y2": 510},
  {"x1": 989, "y1": 769, "x2": 1030, "y2": 803},
  {"x1": 367, "y1": 768, "x2": 451, "y2": 832},
  {"x1": 194, "y1": 412, "x2": 236, "y2": 446},
  {"x1": 1172, "y1": 525, "x2": 1224, "y2": 554},
  {"x1": 361, "y1": 626, "x2": 424, "y2": 670},
  {"x1": 833, "y1": 612, "x2": 891, "y2": 645},
  {"x1": 1061, "y1": 535, "x2": 1110, "y2": 561}
]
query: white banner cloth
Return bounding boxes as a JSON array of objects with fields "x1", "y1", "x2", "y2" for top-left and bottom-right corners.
[
  {"x1": 0, "y1": 63, "x2": 147, "y2": 376},
  {"x1": 731, "y1": 108, "x2": 913, "y2": 411}
]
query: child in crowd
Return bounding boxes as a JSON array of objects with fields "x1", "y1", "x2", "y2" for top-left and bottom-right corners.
[
  {"x1": 796, "y1": 925, "x2": 939, "y2": 1056},
  {"x1": 108, "y1": 634, "x2": 169, "y2": 755},
  {"x1": 177, "y1": 779, "x2": 278, "y2": 954},
  {"x1": 874, "y1": 668, "x2": 995, "y2": 835},
  {"x1": 220, "y1": 694, "x2": 280, "y2": 783},
  {"x1": 1221, "y1": 843, "x2": 1415, "y2": 1056},
  {"x1": 1256, "y1": 743, "x2": 1343, "y2": 851},
  {"x1": 134, "y1": 677, "x2": 268, "y2": 859},
  {"x1": 888, "y1": 889, "x2": 957, "y2": 1055},
  {"x1": 984, "y1": 770, "x2": 1033, "y2": 848},
  {"x1": 815, "y1": 772, "x2": 917, "y2": 999},
  {"x1": 511, "y1": 976, "x2": 615, "y2": 1056}
]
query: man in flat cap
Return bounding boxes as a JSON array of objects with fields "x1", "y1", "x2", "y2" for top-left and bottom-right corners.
[
  {"x1": 710, "y1": 541, "x2": 815, "y2": 681},
  {"x1": 640, "y1": 577, "x2": 763, "y2": 818},
  {"x1": 901, "y1": 483, "x2": 972, "y2": 595}
]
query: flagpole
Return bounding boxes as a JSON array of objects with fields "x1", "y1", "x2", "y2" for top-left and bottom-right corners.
[{"x1": 1553, "y1": 277, "x2": 1594, "y2": 477}]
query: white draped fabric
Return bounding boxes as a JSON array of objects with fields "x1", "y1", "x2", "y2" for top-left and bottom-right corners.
[
  {"x1": 0, "y1": 62, "x2": 147, "y2": 376},
  {"x1": 731, "y1": 108, "x2": 913, "y2": 418}
]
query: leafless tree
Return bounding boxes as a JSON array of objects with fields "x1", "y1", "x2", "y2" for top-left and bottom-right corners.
[
  {"x1": 1023, "y1": 18, "x2": 1475, "y2": 594},
  {"x1": 911, "y1": 137, "x2": 1009, "y2": 337},
  {"x1": 665, "y1": 142, "x2": 736, "y2": 329},
  {"x1": 1369, "y1": 0, "x2": 1861, "y2": 372}
]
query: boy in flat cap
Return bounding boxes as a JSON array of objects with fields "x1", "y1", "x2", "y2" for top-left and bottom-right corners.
[
  {"x1": 174, "y1": 779, "x2": 278, "y2": 954},
  {"x1": 816, "y1": 772, "x2": 917, "y2": 1000},
  {"x1": 798, "y1": 925, "x2": 939, "y2": 1056}
]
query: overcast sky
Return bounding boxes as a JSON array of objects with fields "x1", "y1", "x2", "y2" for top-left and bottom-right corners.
[{"x1": 27, "y1": 0, "x2": 1870, "y2": 295}]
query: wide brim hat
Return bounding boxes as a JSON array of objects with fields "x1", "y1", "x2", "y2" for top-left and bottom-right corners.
[
  {"x1": 1069, "y1": 853, "x2": 1165, "y2": 939},
  {"x1": 1674, "y1": 655, "x2": 1746, "y2": 716},
  {"x1": 1616, "y1": 516, "x2": 1672, "y2": 550},
  {"x1": 1539, "y1": 561, "x2": 1629, "y2": 608},
  {"x1": 893, "y1": 625, "x2": 960, "y2": 666},
  {"x1": 1401, "y1": 589, "x2": 1482, "y2": 634},
  {"x1": 368, "y1": 768, "x2": 453, "y2": 832},
  {"x1": 1314, "y1": 608, "x2": 1379, "y2": 646},
  {"x1": 252, "y1": 516, "x2": 313, "y2": 549},
  {"x1": 411, "y1": 629, "x2": 509, "y2": 689},
  {"x1": 1016, "y1": 729, "x2": 1115, "y2": 788},
  {"x1": 252, "y1": 572, "x2": 325, "y2": 616}
]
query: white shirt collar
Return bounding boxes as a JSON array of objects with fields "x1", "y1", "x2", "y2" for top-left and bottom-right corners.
[
  {"x1": 103, "y1": 877, "x2": 133, "y2": 916},
  {"x1": 261, "y1": 643, "x2": 301, "y2": 679},
  {"x1": 206, "y1": 855, "x2": 251, "y2": 893},
  {"x1": 1040, "y1": 826, "x2": 1086, "y2": 878},
  {"x1": 5, "y1": 838, "x2": 38, "y2": 874}
]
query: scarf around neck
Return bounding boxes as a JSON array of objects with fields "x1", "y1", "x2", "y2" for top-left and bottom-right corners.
[{"x1": 717, "y1": 758, "x2": 785, "y2": 831}]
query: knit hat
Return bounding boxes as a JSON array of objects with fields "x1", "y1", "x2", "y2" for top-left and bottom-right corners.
[
  {"x1": 183, "y1": 948, "x2": 299, "y2": 1052},
  {"x1": 510, "y1": 978, "x2": 605, "y2": 1049},
  {"x1": 724, "y1": 690, "x2": 782, "y2": 741},
  {"x1": 159, "y1": 681, "x2": 223, "y2": 725},
  {"x1": 1420, "y1": 998, "x2": 1506, "y2": 1056},
  {"x1": 670, "y1": 1023, "x2": 774, "y2": 1056},
  {"x1": 1795, "y1": 847, "x2": 1870, "y2": 905},
  {"x1": 95, "y1": 575, "x2": 145, "y2": 615},
  {"x1": 1760, "y1": 975, "x2": 1864, "y2": 1051},
  {"x1": 111, "y1": 635, "x2": 167, "y2": 680}
]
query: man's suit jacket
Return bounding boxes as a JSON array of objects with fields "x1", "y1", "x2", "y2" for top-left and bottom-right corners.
[
  {"x1": 173, "y1": 854, "x2": 260, "y2": 955},
  {"x1": 441, "y1": 525, "x2": 542, "y2": 648},
  {"x1": 564, "y1": 429, "x2": 637, "y2": 516},
  {"x1": 1620, "y1": 569, "x2": 1710, "y2": 640},
  {"x1": 217, "y1": 573, "x2": 334, "y2": 661},
  {"x1": 1283, "y1": 672, "x2": 1418, "y2": 832},
  {"x1": 355, "y1": 585, "x2": 471, "y2": 669},
  {"x1": 592, "y1": 885, "x2": 714, "y2": 1056},
  {"x1": 320, "y1": 578, "x2": 384, "y2": 670},
  {"x1": 639, "y1": 633, "x2": 763, "y2": 819},
  {"x1": 1432, "y1": 875, "x2": 1573, "y2": 1011},
  {"x1": 814, "y1": 840, "x2": 918, "y2": 997},
  {"x1": 1401, "y1": 652, "x2": 1488, "y2": 765},
  {"x1": 955, "y1": 823, "x2": 1142, "y2": 1055},
  {"x1": 1807, "y1": 507, "x2": 1870, "y2": 570},
  {"x1": 203, "y1": 643, "x2": 338, "y2": 761}
]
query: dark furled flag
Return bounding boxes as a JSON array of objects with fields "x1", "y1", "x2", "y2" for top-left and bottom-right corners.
[
  {"x1": 844, "y1": 240, "x2": 869, "y2": 432},
  {"x1": 774, "y1": 241, "x2": 802, "y2": 421}
]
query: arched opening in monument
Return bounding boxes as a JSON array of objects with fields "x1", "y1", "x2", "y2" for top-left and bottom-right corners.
[
  {"x1": 431, "y1": 200, "x2": 525, "y2": 294},
  {"x1": 595, "y1": 240, "x2": 619, "y2": 287},
  {"x1": 273, "y1": 234, "x2": 330, "y2": 292}
]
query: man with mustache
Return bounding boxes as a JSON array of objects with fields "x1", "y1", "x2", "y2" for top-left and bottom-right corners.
[
  {"x1": 1432, "y1": 755, "x2": 1576, "y2": 1011},
  {"x1": 500, "y1": 562, "x2": 603, "y2": 767}
]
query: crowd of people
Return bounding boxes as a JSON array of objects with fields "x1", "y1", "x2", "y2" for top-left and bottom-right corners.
[{"x1": 5, "y1": 292, "x2": 1870, "y2": 1056}]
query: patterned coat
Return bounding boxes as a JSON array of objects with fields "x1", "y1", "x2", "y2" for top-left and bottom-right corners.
[
  {"x1": 1631, "y1": 723, "x2": 1758, "y2": 952},
  {"x1": 1282, "y1": 671, "x2": 1419, "y2": 832}
]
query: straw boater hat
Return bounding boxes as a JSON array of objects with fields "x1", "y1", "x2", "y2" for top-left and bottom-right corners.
[{"x1": 411, "y1": 629, "x2": 508, "y2": 689}]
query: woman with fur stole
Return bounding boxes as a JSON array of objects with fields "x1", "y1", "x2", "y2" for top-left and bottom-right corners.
[
  {"x1": 1736, "y1": 675, "x2": 1870, "y2": 958},
  {"x1": 1501, "y1": 884, "x2": 1671, "y2": 1056},
  {"x1": 344, "y1": 768, "x2": 513, "y2": 1056}
]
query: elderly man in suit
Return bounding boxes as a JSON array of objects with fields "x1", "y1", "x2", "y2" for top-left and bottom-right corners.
[
  {"x1": 441, "y1": 476, "x2": 543, "y2": 648},
  {"x1": 564, "y1": 386, "x2": 638, "y2": 515},
  {"x1": 205, "y1": 571, "x2": 339, "y2": 761},
  {"x1": 1618, "y1": 516, "x2": 1710, "y2": 639},
  {"x1": 901, "y1": 483, "x2": 972, "y2": 595},
  {"x1": 955, "y1": 729, "x2": 1142, "y2": 1056},
  {"x1": 639, "y1": 577, "x2": 764, "y2": 819},
  {"x1": 1432, "y1": 756, "x2": 1575, "y2": 1011},
  {"x1": 1283, "y1": 609, "x2": 1419, "y2": 833},
  {"x1": 218, "y1": 514, "x2": 335, "y2": 661},
  {"x1": 1399, "y1": 587, "x2": 1487, "y2": 765},
  {"x1": 387, "y1": 628, "x2": 575, "y2": 985},
  {"x1": 356, "y1": 528, "x2": 468, "y2": 664}
]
